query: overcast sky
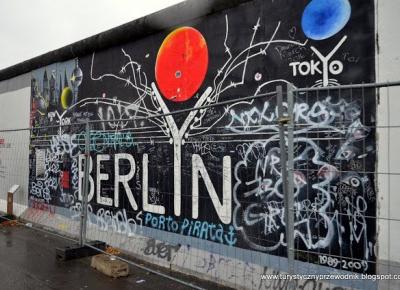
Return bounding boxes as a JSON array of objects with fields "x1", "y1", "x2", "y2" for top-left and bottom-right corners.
[{"x1": 0, "y1": 0, "x2": 184, "y2": 70}]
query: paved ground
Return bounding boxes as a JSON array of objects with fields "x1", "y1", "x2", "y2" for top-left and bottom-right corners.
[{"x1": 0, "y1": 222, "x2": 228, "y2": 290}]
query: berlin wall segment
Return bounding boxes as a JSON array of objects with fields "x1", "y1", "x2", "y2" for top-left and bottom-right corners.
[{"x1": 28, "y1": 0, "x2": 376, "y2": 277}]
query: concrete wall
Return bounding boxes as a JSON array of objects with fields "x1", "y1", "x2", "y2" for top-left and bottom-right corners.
[
  {"x1": 0, "y1": 74, "x2": 30, "y2": 215},
  {"x1": 376, "y1": 1, "x2": 400, "y2": 288},
  {"x1": 2, "y1": 0, "x2": 400, "y2": 289}
]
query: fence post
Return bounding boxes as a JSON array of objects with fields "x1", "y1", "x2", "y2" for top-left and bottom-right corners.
[
  {"x1": 286, "y1": 84, "x2": 295, "y2": 276},
  {"x1": 79, "y1": 121, "x2": 90, "y2": 247},
  {"x1": 276, "y1": 85, "x2": 294, "y2": 275}
]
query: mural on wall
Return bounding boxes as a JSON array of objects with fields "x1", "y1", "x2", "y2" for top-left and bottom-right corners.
[{"x1": 29, "y1": 0, "x2": 376, "y2": 274}]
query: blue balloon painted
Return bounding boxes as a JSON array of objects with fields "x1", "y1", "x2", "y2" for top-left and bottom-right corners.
[{"x1": 301, "y1": 0, "x2": 351, "y2": 40}]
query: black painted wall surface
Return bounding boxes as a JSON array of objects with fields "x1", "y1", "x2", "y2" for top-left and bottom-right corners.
[{"x1": 29, "y1": 0, "x2": 376, "y2": 274}]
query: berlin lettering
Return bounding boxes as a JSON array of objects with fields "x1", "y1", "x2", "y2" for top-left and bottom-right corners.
[{"x1": 78, "y1": 153, "x2": 232, "y2": 225}]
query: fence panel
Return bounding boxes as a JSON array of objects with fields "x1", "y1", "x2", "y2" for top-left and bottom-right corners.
[
  {"x1": 2, "y1": 82, "x2": 400, "y2": 290},
  {"x1": 288, "y1": 82, "x2": 400, "y2": 290}
]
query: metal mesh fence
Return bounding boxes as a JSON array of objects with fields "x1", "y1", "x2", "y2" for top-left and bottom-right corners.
[
  {"x1": 0, "y1": 82, "x2": 399, "y2": 290},
  {"x1": 286, "y1": 82, "x2": 400, "y2": 290},
  {"x1": 0, "y1": 128, "x2": 29, "y2": 217}
]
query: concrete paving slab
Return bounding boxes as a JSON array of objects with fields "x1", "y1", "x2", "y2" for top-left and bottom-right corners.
[{"x1": 0, "y1": 225, "x2": 230, "y2": 290}]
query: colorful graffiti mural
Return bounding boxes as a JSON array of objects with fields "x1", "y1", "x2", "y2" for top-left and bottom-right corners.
[{"x1": 29, "y1": 0, "x2": 376, "y2": 275}]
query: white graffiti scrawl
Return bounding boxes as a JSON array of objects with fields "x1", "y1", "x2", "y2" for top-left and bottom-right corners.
[{"x1": 233, "y1": 95, "x2": 376, "y2": 270}]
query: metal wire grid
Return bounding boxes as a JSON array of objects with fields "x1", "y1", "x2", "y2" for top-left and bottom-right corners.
[{"x1": 1, "y1": 82, "x2": 399, "y2": 289}]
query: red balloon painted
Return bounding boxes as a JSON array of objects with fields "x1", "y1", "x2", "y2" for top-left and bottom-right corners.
[{"x1": 155, "y1": 27, "x2": 209, "y2": 102}]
